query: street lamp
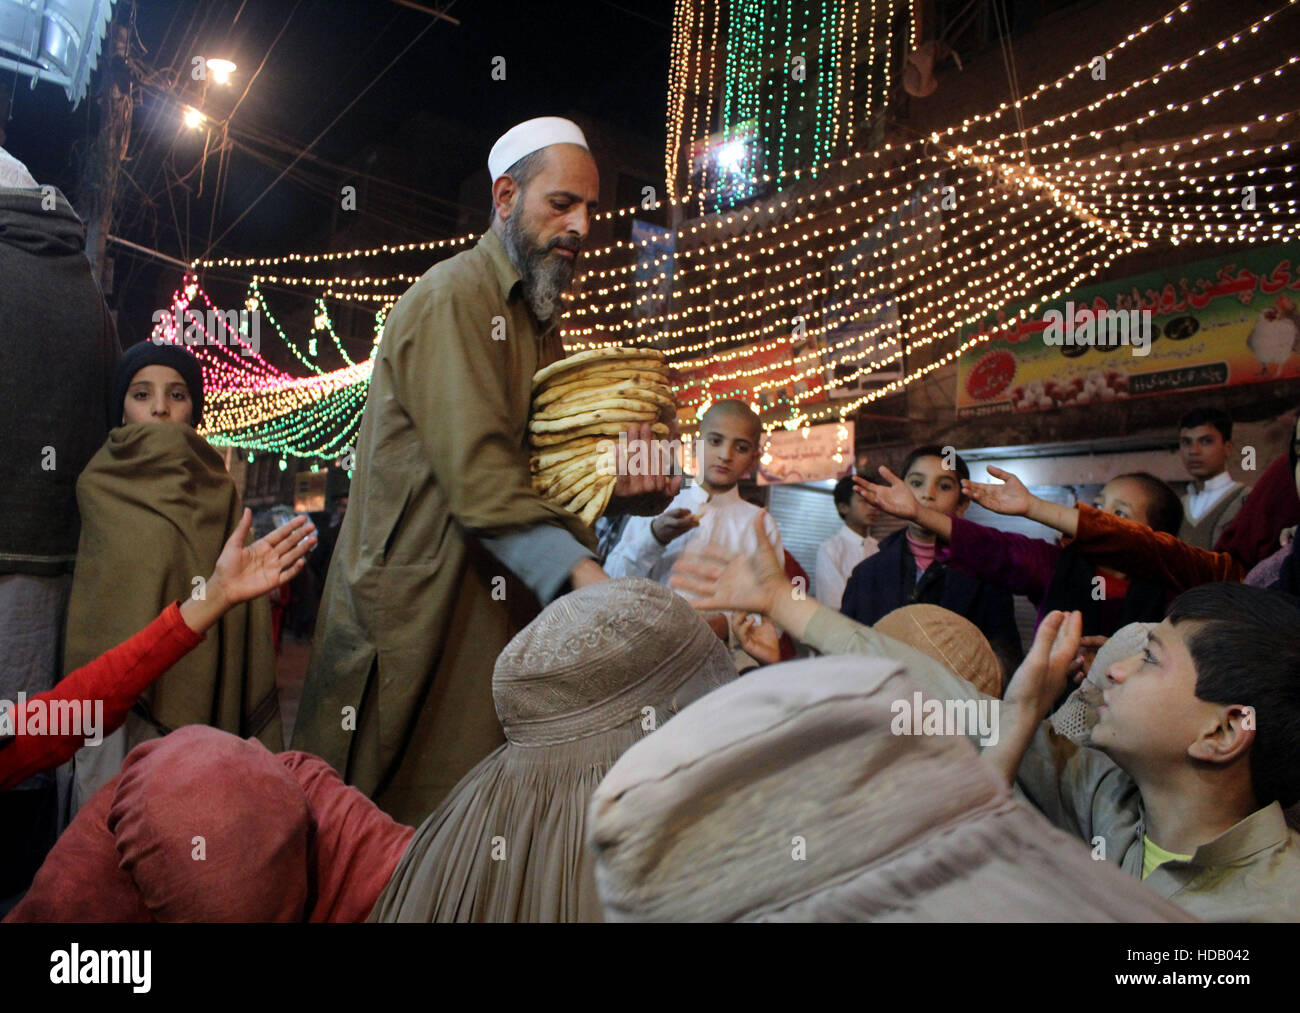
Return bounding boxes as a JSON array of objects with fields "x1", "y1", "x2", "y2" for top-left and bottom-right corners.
[
  {"x1": 205, "y1": 58, "x2": 237, "y2": 85},
  {"x1": 183, "y1": 106, "x2": 205, "y2": 130}
]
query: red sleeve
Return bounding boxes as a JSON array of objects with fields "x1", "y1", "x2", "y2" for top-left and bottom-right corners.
[
  {"x1": 1072, "y1": 504, "x2": 1246, "y2": 592},
  {"x1": 0, "y1": 602, "x2": 203, "y2": 791},
  {"x1": 279, "y1": 751, "x2": 415, "y2": 922}
]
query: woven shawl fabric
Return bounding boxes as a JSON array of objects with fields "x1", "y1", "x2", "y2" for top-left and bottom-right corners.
[
  {"x1": 589, "y1": 655, "x2": 1192, "y2": 923},
  {"x1": 370, "y1": 578, "x2": 734, "y2": 922},
  {"x1": 65, "y1": 423, "x2": 280, "y2": 803}
]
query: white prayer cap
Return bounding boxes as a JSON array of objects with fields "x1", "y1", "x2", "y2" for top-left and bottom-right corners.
[{"x1": 488, "y1": 116, "x2": 589, "y2": 182}]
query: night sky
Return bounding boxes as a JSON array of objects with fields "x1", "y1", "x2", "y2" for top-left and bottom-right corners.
[{"x1": 3, "y1": 0, "x2": 674, "y2": 337}]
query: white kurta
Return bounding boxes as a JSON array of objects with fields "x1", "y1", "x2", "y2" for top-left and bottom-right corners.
[
  {"x1": 1182, "y1": 470, "x2": 1242, "y2": 521},
  {"x1": 605, "y1": 482, "x2": 785, "y2": 588},
  {"x1": 815, "y1": 524, "x2": 881, "y2": 610}
]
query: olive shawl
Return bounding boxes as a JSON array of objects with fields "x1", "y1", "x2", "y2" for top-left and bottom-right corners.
[{"x1": 65, "y1": 423, "x2": 280, "y2": 801}]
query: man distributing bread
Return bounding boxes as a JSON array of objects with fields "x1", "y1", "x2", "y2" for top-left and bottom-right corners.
[{"x1": 292, "y1": 116, "x2": 680, "y2": 824}]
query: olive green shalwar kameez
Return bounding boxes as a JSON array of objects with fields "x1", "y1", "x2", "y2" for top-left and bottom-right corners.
[{"x1": 292, "y1": 231, "x2": 599, "y2": 825}]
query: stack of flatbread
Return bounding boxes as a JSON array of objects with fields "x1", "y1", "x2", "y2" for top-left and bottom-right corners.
[{"x1": 529, "y1": 346, "x2": 674, "y2": 525}]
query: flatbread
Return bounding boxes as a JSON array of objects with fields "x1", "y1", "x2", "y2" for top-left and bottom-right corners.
[
  {"x1": 535, "y1": 381, "x2": 675, "y2": 411},
  {"x1": 530, "y1": 420, "x2": 668, "y2": 447},
  {"x1": 551, "y1": 468, "x2": 600, "y2": 503},
  {"x1": 535, "y1": 451, "x2": 612, "y2": 493},
  {"x1": 529, "y1": 407, "x2": 658, "y2": 434},
  {"x1": 579, "y1": 476, "x2": 617, "y2": 526},
  {"x1": 535, "y1": 366, "x2": 670, "y2": 395},
  {"x1": 535, "y1": 375, "x2": 673, "y2": 406},
  {"x1": 529, "y1": 439, "x2": 603, "y2": 472},
  {"x1": 533, "y1": 348, "x2": 666, "y2": 388},
  {"x1": 533, "y1": 457, "x2": 585, "y2": 495},
  {"x1": 533, "y1": 397, "x2": 664, "y2": 422}
]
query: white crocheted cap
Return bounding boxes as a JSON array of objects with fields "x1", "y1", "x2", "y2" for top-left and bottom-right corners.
[
  {"x1": 488, "y1": 116, "x2": 589, "y2": 182},
  {"x1": 1050, "y1": 621, "x2": 1155, "y2": 743}
]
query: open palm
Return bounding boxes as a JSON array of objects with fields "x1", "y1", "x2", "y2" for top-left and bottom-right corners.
[
  {"x1": 670, "y1": 512, "x2": 785, "y2": 615},
  {"x1": 1005, "y1": 610, "x2": 1083, "y2": 717},
  {"x1": 853, "y1": 467, "x2": 918, "y2": 520},
  {"x1": 962, "y1": 465, "x2": 1033, "y2": 516},
  {"x1": 212, "y1": 510, "x2": 316, "y2": 605}
]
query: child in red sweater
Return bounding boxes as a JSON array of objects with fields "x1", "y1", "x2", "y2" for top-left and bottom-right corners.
[{"x1": 0, "y1": 510, "x2": 315, "y2": 790}]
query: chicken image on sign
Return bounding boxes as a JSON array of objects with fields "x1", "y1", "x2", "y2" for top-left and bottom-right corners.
[
  {"x1": 757, "y1": 421, "x2": 854, "y2": 485},
  {"x1": 956, "y1": 243, "x2": 1300, "y2": 418}
]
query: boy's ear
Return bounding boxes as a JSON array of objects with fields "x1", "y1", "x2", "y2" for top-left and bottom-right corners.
[
  {"x1": 835, "y1": 501, "x2": 849, "y2": 520},
  {"x1": 1186, "y1": 704, "x2": 1255, "y2": 766}
]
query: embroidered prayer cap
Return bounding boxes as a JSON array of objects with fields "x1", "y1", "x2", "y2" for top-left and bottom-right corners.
[
  {"x1": 492, "y1": 577, "x2": 734, "y2": 746},
  {"x1": 1051, "y1": 621, "x2": 1155, "y2": 743},
  {"x1": 874, "y1": 604, "x2": 1003, "y2": 697},
  {"x1": 588, "y1": 654, "x2": 1194, "y2": 923},
  {"x1": 488, "y1": 116, "x2": 589, "y2": 182}
]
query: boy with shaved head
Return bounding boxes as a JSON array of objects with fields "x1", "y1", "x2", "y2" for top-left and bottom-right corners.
[{"x1": 606, "y1": 401, "x2": 784, "y2": 627}]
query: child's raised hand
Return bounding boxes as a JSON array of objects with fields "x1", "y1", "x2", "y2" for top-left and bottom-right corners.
[
  {"x1": 961, "y1": 465, "x2": 1034, "y2": 516},
  {"x1": 651, "y1": 507, "x2": 699, "y2": 545},
  {"x1": 853, "y1": 466, "x2": 918, "y2": 520},
  {"x1": 732, "y1": 611, "x2": 781, "y2": 665},
  {"x1": 670, "y1": 512, "x2": 784, "y2": 616},
  {"x1": 211, "y1": 510, "x2": 317, "y2": 607},
  {"x1": 1004, "y1": 610, "x2": 1083, "y2": 720}
]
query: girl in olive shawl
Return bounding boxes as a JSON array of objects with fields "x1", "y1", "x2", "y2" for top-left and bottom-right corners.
[{"x1": 68, "y1": 342, "x2": 282, "y2": 810}]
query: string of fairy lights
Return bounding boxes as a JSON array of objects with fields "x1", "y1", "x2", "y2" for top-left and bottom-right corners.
[{"x1": 170, "y1": 0, "x2": 1300, "y2": 463}]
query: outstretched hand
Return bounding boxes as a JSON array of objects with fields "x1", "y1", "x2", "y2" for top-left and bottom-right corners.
[
  {"x1": 670, "y1": 511, "x2": 785, "y2": 616},
  {"x1": 853, "y1": 466, "x2": 918, "y2": 520},
  {"x1": 733, "y1": 611, "x2": 781, "y2": 665},
  {"x1": 961, "y1": 465, "x2": 1034, "y2": 517},
  {"x1": 1004, "y1": 610, "x2": 1083, "y2": 720},
  {"x1": 211, "y1": 510, "x2": 317, "y2": 607}
]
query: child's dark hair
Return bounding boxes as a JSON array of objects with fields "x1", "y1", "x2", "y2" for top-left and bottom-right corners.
[
  {"x1": 902, "y1": 445, "x2": 970, "y2": 486},
  {"x1": 1167, "y1": 583, "x2": 1300, "y2": 807},
  {"x1": 833, "y1": 475, "x2": 856, "y2": 509},
  {"x1": 1179, "y1": 408, "x2": 1233, "y2": 441},
  {"x1": 1112, "y1": 472, "x2": 1183, "y2": 535}
]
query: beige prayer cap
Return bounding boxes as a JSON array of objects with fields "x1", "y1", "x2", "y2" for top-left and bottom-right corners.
[
  {"x1": 488, "y1": 116, "x2": 589, "y2": 182},
  {"x1": 1051, "y1": 621, "x2": 1155, "y2": 743},
  {"x1": 589, "y1": 655, "x2": 1192, "y2": 922},
  {"x1": 493, "y1": 577, "x2": 734, "y2": 746},
  {"x1": 874, "y1": 604, "x2": 1003, "y2": 698}
]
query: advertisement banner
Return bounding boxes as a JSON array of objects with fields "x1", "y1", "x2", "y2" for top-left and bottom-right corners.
[
  {"x1": 955, "y1": 244, "x2": 1300, "y2": 417},
  {"x1": 757, "y1": 420, "x2": 855, "y2": 485}
]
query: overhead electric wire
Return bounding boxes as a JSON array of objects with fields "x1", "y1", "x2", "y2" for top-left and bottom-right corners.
[{"x1": 197, "y1": 0, "x2": 461, "y2": 262}]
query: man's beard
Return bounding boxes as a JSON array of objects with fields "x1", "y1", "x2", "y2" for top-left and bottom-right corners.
[{"x1": 502, "y1": 211, "x2": 580, "y2": 323}]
